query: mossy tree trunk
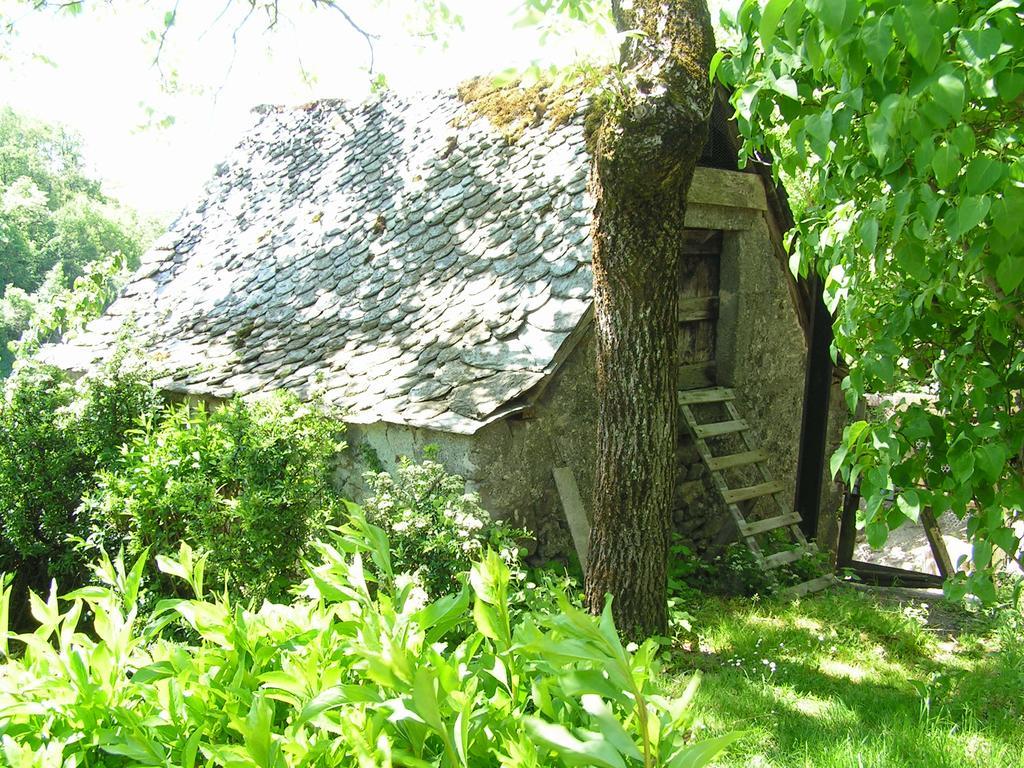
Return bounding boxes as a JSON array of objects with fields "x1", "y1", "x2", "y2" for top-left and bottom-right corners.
[{"x1": 584, "y1": 0, "x2": 715, "y2": 640}]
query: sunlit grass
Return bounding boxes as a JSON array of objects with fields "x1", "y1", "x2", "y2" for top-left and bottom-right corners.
[{"x1": 664, "y1": 588, "x2": 1024, "y2": 768}]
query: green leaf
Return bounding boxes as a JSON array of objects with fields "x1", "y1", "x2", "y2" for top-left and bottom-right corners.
[
  {"x1": 948, "y1": 436, "x2": 975, "y2": 483},
  {"x1": 990, "y1": 527, "x2": 1019, "y2": 559},
  {"x1": 709, "y1": 50, "x2": 726, "y2": 83},
  {"x1": 974, "y1": 443, "x2": 1006, "y2": 482},
  {"x1": 667, "y1": 731, "x2": 746, "y2": 768},
  {"x1": 931, "y1": 73, "x2": 965, "y2": 120},
  {"x1": 964, "y1": 157, "x2": 1004, "y2": 195},
  {"x1": 949, "y1": 196, "x2": 990, "y2": 238},
  {"x1": 896, "y1": 490, "x2": 921, "y2": 522},
  {"x1": 759, "y1": 0, "x2": 793, "y2": 48},
  {"x1": 972, "y1": 537, "x2": 992, "y2": 570},
  {"x1": 865, "y1": 112, "x2": 890, "y2": 166},
  {"x1": 996, "y1": 69, "x2": 1024, "y2": 100},
  {"x1": 995, "y1": 257, "x2": 1024, "y2": 294},
  {"x1": 580, "y1": 695, "x2": 643, "y2": 762},
  {"x1": 865, "y1": 521, "x2": 889, "y2": 548},
  {"x1": 524, "y1": 718, "x2": 627, "y2": 768},
  {"x1": 773, "y1": 75, "x2": 799, "y2": 99},
  {"x1": 931, "y1": 144, "x2": 960, "y2": 188},
  {"x1": 957, "y1": 28, "x2": 1001, "y2": 62}
]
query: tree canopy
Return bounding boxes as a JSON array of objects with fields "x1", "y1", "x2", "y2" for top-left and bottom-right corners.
[
  {"x1": 0, "y1": 107, "x2": 155, "y2": 374},
  {"x1": 719, "y1": 0, "x2": 1024, "y2": 599}
]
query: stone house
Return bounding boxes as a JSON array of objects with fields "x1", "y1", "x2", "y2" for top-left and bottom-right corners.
[{"x1": 43, "y1": 85, "x2": 844, "y2": 563}]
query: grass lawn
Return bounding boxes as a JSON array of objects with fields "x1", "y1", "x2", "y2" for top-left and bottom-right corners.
[{"x1": 665, "y1": 586, "x2": 1024, "y2": 768}]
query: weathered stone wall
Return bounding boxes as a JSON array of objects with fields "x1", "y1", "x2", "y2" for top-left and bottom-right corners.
[
  {"x1": 338, "y1": 174, "x2": 831, "y2": 563},
  {"x1": 338, "y1": 332, "x2": 599, "y2": 564}
]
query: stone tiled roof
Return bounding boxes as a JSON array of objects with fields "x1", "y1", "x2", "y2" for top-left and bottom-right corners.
[{"x1": 44, "y1": 89, "x2": 595, "y2": 434}]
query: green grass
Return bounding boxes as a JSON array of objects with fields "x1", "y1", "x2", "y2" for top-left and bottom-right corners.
[{"x1": 664, "y1": 587, "x2": 1024, "y2": 768}]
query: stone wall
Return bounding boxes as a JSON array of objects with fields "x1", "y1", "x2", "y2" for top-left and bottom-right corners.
[{"x1": 338, "y1": 172, "x2": 834, "y2": 563}]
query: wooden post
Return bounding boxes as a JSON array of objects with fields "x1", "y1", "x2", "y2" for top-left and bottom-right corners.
[
  {"x1": 836, "y1": 481, "x2": 860, "y2": 568},
  {"x1": 919, "y1": 506, "x2": 955, "y2": 578},
  {"x1": 553, "y1": 467, "x2": 590, "y2": 572}
]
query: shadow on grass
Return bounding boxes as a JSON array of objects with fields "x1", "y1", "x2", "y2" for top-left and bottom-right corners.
[{"x1": 666, "y1": 591, "x2": 1023, "y2": 768}]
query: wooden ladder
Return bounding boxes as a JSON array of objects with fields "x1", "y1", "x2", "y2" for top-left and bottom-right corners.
[{"x1": 678, "y1": 386, "x2": 833, "y2": 597}]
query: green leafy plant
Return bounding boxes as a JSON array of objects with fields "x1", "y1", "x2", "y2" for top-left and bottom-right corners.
[
  {"x1": 360, "y1": 451, "x2": 524, "y2": 598},
  {"x1": 0, "y1": 510, "x2": 740, "y2": 767},
  {"x1": 719, "y1": 0, "x2": 1024, "y2": 601},
  {"x1": 85, "y1": 394, "x2": 346, "y2": 603},
  {"x1": 0, "y1": 357, "x2": 159, "y2": 625}
]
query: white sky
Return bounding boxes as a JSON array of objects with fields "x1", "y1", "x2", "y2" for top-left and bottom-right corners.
[{"x1": 0, "y1": 0, "x2": 738, "y2": 221}]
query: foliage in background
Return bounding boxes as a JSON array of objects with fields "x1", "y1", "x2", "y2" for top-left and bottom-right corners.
[
  {"x1": 1, "y1": 251, "x2": 134, "y2": 374},
  {"x1": 718, "y1": 0, "x2": 1024, "y2": 600},
  {"x1": 0, "y1": 357, "x2": 160, "y2": 622},
  {"x1": 0, "y1": 512, "x2": 739, "y2": 768},
  {"x1": 0, "y1": 106, "x2": 157, "y2": 375},
  {"x1": 85, "y1": 394, "x2": 346, "y2": 603},
  {"x1": 361, "y1": 452, "x2": 524, "y2": 599}
]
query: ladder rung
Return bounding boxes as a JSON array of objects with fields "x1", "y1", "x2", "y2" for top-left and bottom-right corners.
[
  {"x1": 781, "y1": 574, "x2": 834, "y2": 598},
  {"x1": 739, "y1": 512, "x2": 802, "y2": 537},
  {"x1": 707, "y1": 449, "x2": 768, "y2": 471},
  {"x1": 764, "y1": 548, "x2": 804, "y2": 569},
  {"x1": 692, "y1": 419, "x2": 748, "y2": 439},
  {"x1": 722, "y1": 480, "x2": 784, "y2": 504},
  {"x1": 677, "y1": 387, "x2": 735, "y2": 405}
]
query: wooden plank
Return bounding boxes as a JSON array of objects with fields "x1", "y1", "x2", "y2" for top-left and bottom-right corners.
[
  {"x1": 687, "y1": 167, "x2": 769, "y2": 212},
  {"x1": 722, "y1": 480, "x2": 785, "y2": 504},
  {"x1": 677, "y1": 387, "x2": 735, "y2": 405},
  {"x1": 844, "y1": 560, "x2": 944, "y2": 588},
  {"x1": 678, "y1": 361, "x2": 716, "y2": 390},
  {"x1": 781, "y1": 574, "x2": 834, "y2": 598},
  {"x1": 553, "y1": 467, "x2": 590, "y2": 571},
  {"x1": 678, "y1": 296, "x2": 719, "y2": 322},
  {"x1": 919, "y1": 505, "x2": 955, "y2": 578},
  {"x1": 764, "y1": 548, "x2": 803, "y2": 569},
  {"x1": 707, "y1": 448, "x2": 767, "y2": 471},
  {"x1": 740, "y1": 512, "x2": 802, "y2": 537},
  {"x1": 692, "y1": 418, "x2": 748, "y2": 439}
]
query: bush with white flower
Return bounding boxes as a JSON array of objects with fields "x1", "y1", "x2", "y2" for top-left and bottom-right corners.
[{"x1": 361, "y1": 451, "x2": 524, "y2": 598}]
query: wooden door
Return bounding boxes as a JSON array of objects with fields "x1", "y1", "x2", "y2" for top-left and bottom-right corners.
[{"x1": 678, "y1": 229, "x2": 721, "y2": 389}]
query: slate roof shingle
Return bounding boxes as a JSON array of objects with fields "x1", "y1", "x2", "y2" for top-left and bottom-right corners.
[{"x1": 44, "y1": 89, "x2": 596, "y2": 434}]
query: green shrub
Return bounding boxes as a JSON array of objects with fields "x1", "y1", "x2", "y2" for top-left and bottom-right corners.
[
  {"x1": 361, "y1": 452, "x2": 524, "y2": 598},
  {"x1": 85, "y1": 394, "x2": 345, "y2": 602},
  {"x1": 0, "y1": 512, "x2": 740, "y2": 767},
  {"x1": 0, "y1": 359, "x2": 159, "y2": 612}
]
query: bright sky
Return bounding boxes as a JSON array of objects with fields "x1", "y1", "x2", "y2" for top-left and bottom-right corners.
[{"x1": 1, "y1": 0, "x2": 737, "y2": 221}]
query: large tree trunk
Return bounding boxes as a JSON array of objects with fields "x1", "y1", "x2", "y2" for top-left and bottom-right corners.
[{"x1": 584, "y1": 0, "x2": 714, "y2": 640}]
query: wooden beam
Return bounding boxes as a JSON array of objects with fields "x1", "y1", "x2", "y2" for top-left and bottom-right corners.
[
  {"x1": 781, "y1": 574, "x2": 834, "y2": 598},
  {"x1": 707, "y1": 448, "x2": 768, "y2": 471},
  {"x1": 677, "y1": 387, "x2": 734, "y2": 405},
  {"x1": 764, "y1": 548, "x2": 803, "y2": 569},
  {"x1": 687, "y1": 167, "x2": 769, "y2": 211},
  {"x1": 692, "y1": 418, "x2": 749, "y2": 439},
  {"x1": 843, "y1": 560, "x2": 944, "y2": 588},
  {"x1": 740, "y1": 512, "x2": 802, "y2": 537},
  {"x1": 919, "y1": 506, "x2": 955, "y2": 578},
  {"x1": 722, "y1": 479, "x2": 785, "y2": 504},
  {"x1": 553, "y1": 467, "x2": 590, "y2": 571}
]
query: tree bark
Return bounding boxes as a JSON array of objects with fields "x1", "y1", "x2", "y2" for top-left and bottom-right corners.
[{"x1": 584, "y1": 0, "x2": 715, "y2": 640}]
